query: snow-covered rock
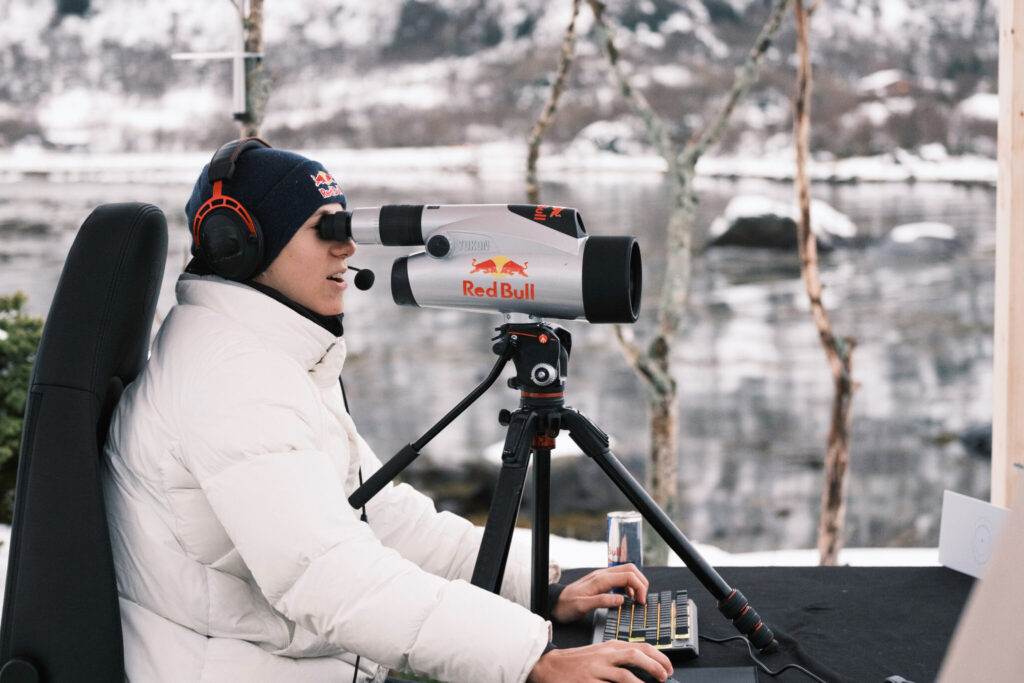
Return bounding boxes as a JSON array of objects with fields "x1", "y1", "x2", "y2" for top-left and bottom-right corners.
[
  {"x1": 870, "y1": 220, "x2": 961, "y2": 263},
  {"x1": 889, "y1": 221, "x2": 956, "y2": 243},
  {"x1": 566, "y1": 118, "x2": 652, "y2": 157},
  {"x1": 708, "y1": 194, "x2": 857, "y2": 250}
]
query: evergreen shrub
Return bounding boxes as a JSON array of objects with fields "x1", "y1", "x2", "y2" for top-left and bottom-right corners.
[{"x1": 0, "y1": 292, "x2": 44, "y2": 524}]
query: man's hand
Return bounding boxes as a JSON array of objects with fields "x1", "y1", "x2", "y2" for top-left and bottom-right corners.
[
  {"x1": 527, "y1": 641, "x2": 673, "y2": 683},
  {"x1": 550, "y1": 564, "x2": 649, "y2": 624}
]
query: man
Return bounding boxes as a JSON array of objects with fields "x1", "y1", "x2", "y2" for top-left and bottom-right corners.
[{"x1": 103, "y1": 140, "x2": 672, "y2": 682}]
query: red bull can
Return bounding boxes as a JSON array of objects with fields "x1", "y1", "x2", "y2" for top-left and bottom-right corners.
[{"x1": 607, "y1": 511, "x2": 643, "y2": 570}]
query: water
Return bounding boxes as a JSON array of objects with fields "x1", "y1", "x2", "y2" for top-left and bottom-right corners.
[{"x1": 0, "y1": 173, "x2": 995, "y2": 552}]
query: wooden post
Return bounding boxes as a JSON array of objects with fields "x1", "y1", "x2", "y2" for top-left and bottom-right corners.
[
  {"x1": 239, "y1": 0, "x2": 267, "y2": 138},
  {"x1": 993, "y1": 0, "x2": 1024, "y2": 506}
]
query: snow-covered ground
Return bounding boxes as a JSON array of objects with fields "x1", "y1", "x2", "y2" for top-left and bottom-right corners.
[
  {"x1": 0, "y1": 522, "x2": 939, "y2": 613},
  {"x1": 533, "y1": 530, "x2": 939, "y2": 570},
  {"x1": 0, "y1": 142, "x2": 998, "y2": 187}
]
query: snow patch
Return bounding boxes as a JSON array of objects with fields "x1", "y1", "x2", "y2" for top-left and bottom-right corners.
[
  {"x1": 511, "y1": 528, "x2": 941, "y2": 569},
  {"x1": 857, "y1": 69, "x2": 907, "y2": 95},
  {"x1": 661, "y1": 13, "x2": 694, "y2": 34},
  {"x1": 918, "y1": 143, "x2": 949, "y2": 162},
  {"x1": 650, "y1": 65, "x2": 693, "y2": 88},
  {"x1": 568, "y1": 118, "x2": 651, "y2": 157},
  {"x1": 854, "y1": 101, "x2": 892, "y2": 126},
  {"x1": 635, "y1": 24, "x2": 666, "y2": 50},
  {"x1": 958, "y1": 92, "x2": 999, "y2": 122},
  {"x1": 886, "y1": 97, "x2": 916, "y2": 116},
  {"x1": 889, "y1": 222, "x2": 957, "y2": 243}
]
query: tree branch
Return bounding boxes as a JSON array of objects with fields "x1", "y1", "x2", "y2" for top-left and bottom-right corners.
[
  {"x1": 681, "y1": 0, "x2": 793, "y2": 169},
  {"x1": 613, "y1": 324, "x2": 675, "y2": 398},
  {"x1": 526, "y1": 0, "x2": 582, "y2": 204},
  {"x1": 228, "y1": 0, "x2": 244, "y2": 23},
  {"x1": 793, "y1": 0, "x2": 856, "y2": 566},
  {"x1": 586, "y1": 0, "x2": 681, "y2": 182}
]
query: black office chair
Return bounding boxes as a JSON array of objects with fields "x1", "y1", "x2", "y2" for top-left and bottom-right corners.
[{"x1": 0, "y1": 204, "x2": 167, "y2": 682}]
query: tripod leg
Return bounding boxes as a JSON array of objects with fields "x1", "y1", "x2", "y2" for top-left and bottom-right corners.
[
  {"x1": 562, "y1": 409, "x2": 778, "y2": 652},
  {"x1": 471, "y1": 411, "x2": 537, "y2": 595},
  {"x1": 532, "y1": 443, "x2": 552, "y2": 619}
]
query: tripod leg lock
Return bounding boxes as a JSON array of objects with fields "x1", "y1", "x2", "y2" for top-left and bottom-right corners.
[
  {"x1": 563, "y1": 410, "x2": 609, "y2": 451},
  {"x1": 717, "y1": 589, "x2": 778, "y2": 653}
]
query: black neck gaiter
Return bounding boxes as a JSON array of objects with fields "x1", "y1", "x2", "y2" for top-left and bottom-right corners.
[
  {"x1": 184, "y1": 257, "x2": 345, "y2": 336},
  {"x1": 243, "y1": 280, "x2": 345, "y2": 337}
]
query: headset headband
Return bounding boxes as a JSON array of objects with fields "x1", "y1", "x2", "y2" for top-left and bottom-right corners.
[{"x1": 207, "y1": 136, "x2": 272, "y2": 183}]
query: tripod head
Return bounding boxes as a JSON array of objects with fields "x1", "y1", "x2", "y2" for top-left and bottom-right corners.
[{"x1": 492, "y1": 317, "x2": 572, "y2": 410}]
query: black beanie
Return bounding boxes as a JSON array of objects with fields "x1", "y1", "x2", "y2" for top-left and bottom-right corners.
[{"x1": 185, "y1": 147, "x2": 346, "y2": 277}]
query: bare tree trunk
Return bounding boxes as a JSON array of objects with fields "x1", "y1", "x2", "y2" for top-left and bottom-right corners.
[
  {"x1": 236, "y1": 0, "x2": 270, "y2": 138},
  {"x1": 589, "y1": 0, "x2": 792, "y2": 560},
  {"x1": 526, "y1": 0, "x2": 581, "y2": 204},
  {"x1": 793, "y1": 0, "x2": 856, "y2": 566}
]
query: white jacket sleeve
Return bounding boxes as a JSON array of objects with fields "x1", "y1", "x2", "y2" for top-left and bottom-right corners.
[
  {"x1": 353, "y1": 429, "x2": 535, "y2": 609},
  {"x1": 180, "y1": 349, "x2": 549, "y2": 683}
]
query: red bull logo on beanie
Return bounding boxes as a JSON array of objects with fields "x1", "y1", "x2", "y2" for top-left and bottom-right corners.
[
  {"x1": 310, "y1": 170, "x2": 344, "y2": 198},
  {"x1": 464, "y1": 255, "x2": 533, "y2": 300}
]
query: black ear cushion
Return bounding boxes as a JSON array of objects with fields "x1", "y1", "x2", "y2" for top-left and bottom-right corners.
[{"x1": 197, "y1": 208, "x2": 264, "y2": 281}]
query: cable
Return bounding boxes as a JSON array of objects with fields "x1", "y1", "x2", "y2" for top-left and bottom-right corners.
[
  {"x1": 341, "y1": 376, "x2": 371, "y2": 683},
  {"x1": 699, "y1": 634, "x2": 828, "y2": 683},
  {"x1": 351, "y1": 467, "x2": 369, "y2": 683}
]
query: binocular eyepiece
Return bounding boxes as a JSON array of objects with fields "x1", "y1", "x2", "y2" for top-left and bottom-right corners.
[{"x1": 319, "y1": 204, "x2": 642, "y2": 324}]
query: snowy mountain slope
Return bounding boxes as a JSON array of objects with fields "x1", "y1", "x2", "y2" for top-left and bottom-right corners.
[{"x1": 0, "y1": 0, "x2": 998, "y2": 156}]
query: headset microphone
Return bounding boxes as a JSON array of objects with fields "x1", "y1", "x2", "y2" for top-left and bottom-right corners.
[{"x1": 348, "y1": 266, "x2": 375, "y2": 291}]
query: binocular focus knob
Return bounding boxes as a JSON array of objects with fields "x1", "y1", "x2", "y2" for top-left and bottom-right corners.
[{"x1": 426, "y1": 234, "x2": 450, "y2": 258}]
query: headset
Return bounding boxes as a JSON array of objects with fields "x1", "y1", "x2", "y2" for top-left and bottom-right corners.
[
  {"x1": 190, "y1": 137, "x2": 375, "y2": 290},
  {"x1": 190, "y1": 137, "x2": 270, "y2": 281}
]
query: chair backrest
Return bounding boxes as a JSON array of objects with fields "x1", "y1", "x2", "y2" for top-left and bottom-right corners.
[{"x1": 0, "y1": 203, "x2": 167, "y2": 683}]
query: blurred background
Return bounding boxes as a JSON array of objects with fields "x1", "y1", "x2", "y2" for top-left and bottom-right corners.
[{"x1": 0, "y1": 0, "x2": 999, "y2": 554}]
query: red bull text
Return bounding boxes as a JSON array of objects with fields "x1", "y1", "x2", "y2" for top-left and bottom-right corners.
[
  {"x1": 464, "y1": 256, "x2": 533, "y2": 300},
  {"x1": 462, "y1": 280, "x2": 536, "y2": 300}
]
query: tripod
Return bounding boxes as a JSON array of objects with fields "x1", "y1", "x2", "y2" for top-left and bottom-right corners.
[{"x1": 349, "y1": 318, "x2": 777, "y2": 652}]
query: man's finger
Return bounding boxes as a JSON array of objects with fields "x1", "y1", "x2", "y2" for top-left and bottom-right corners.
[
  {"x1": 618, "y1": 645, "x2": 673, "y2": 680},
  {"x1": 588, "y1": 568, "x2": 649, "y2": 603},
  {"x1": 573, "y1": 593, "x2": 626, "y2": 613},
  {"x1": 589, "y1": 565, "x2": 645, "y2": 587},
  {"x1": 600, "y1": 665, "x2": 645, "y2": 683},
  {"x1": 636, "y1": 643, "x2": 673, "y2": 673}
]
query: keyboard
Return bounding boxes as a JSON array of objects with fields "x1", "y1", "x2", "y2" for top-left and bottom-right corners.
[{"x1": 592, "y1": 589, "x2": 699, "y2": 659}]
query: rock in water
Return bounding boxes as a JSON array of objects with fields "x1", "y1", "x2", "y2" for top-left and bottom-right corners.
[{"x1": 707, "y1": 194, "x2": 857, "y2": 250}]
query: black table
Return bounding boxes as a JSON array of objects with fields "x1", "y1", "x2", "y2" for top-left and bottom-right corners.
[{"x1": 555, "y1": 566, "x2": 974, "y2": 683}]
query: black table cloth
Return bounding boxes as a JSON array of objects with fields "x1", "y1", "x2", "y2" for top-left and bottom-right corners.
[{"x1": 555, "y1": 566, "x2": 974, "y2": 683}]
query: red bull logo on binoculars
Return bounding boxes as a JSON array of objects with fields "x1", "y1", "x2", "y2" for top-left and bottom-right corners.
[{"x1": 464, "y1": 255, "x2": 535, "y2": 300}]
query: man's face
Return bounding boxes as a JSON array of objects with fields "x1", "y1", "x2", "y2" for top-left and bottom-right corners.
[{"x1": 253, "y1": 203, "x2": 355, "y2": 316}]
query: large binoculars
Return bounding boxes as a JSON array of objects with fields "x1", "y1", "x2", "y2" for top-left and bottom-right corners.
[{"x1": 319, "y1": 204, "x2": 642, "y2": 323}]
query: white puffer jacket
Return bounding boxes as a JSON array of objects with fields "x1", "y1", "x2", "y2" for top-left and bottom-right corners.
[{"x1": 102, "y1": 275, "x2": 550, "y2": 683}]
